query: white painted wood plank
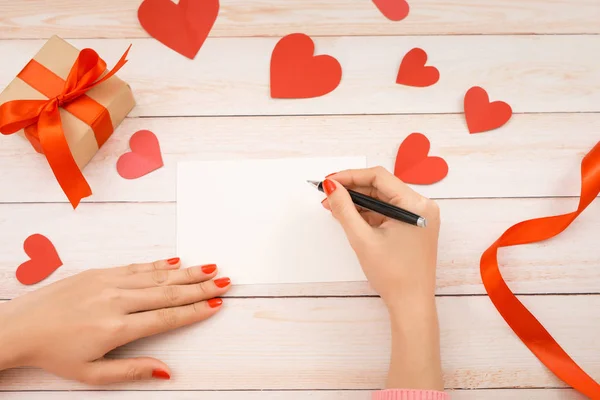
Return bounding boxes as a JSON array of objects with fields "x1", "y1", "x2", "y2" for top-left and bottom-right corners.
[
  {"x1": 0, "y1": 114, "x2": 598, "y2": 203},
  {"x1": 1, "y1": 37, "x2": 599, "y2": 116},
  {"x1": 1, "y1": 0, "x2": 598, "y2": 38},
  {"x1": 0, "y1": 199, "x2": 598, "y2": 299},
  {"x1": 0, "y1": 296, "x2": 599, "y2": 390},
  {"x1": 0, "y1": 389, "x2": 588, "y2": 400}
]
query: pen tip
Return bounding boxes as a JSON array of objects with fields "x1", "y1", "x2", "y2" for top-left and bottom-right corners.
[
  {"x1": 306, "y1": 180, "x2": 320, "y2": 188},
  {"x1": 417, "y1": 217, "x2": 427, "y2": 228}
]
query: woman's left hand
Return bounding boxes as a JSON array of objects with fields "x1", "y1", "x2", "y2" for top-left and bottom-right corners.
[{"x1": 0, "y1": 258, "x2": 231, "y2": 385}]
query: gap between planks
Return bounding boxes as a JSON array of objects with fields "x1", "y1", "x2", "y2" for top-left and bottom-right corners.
[{"x1": 3, "y1": 34, "x2": 600, "y2": 41}]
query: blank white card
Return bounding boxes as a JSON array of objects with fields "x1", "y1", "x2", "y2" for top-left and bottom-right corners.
[{"x1": 177, "y1": 157, "x2": 367, "y2": 285}]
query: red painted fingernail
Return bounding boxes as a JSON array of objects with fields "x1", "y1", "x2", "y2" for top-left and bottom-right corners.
[
  {"x1": 167, "y1": 257, "x2": 180, "y2": 265},
  {"x1": 208, "y1": 298, "x2": 223, "y2": 308},
  {"x1": 202, "y1": 264, "x2": 217, "y2": 274},
  {"x1": 152, "y1": 369, "x2": 171, "y2": 380},
  {"x1": 323, "y1": 179, "x2": 336, "y2": 195},
  {"x1": 326, "y1": 172, "x2": 337, "y2": 178},
  {"x1": 214, "y1": 277, "x2": 231, "y2": 288}
]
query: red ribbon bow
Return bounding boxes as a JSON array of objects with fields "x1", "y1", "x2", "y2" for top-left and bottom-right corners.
[{"x1": 0, "y1": 46, "x2": 131, "y2": 208}]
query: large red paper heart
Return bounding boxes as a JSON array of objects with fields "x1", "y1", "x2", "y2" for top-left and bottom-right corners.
[
  {"x1": 138, "y1": 0, "x2": 219, "y2": 59},
  {"x1": 270, "y1": 33, "x2": 342, "y2": 99},
  {"x1": 396, "y1": 48, "x2": 439, "y2": 87},
  {"x1": 16, "y1": 234, "x2": 63, "y2": 285},
  {"x1": 372, "y1": 0, "x2": 410, "y2": 21},
  {"x1": 464, "y1": 86, "x2": 512, "y2": 134},
  {"x1": 117, "y1": 130, "x2": 164, "y2": 179},
  {"x1": 394, "y1": 133, "x2": 448, "y2": 185}
]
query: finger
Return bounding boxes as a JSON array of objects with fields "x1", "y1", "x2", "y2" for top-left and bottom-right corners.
[
  {"x1": 357, "y1": 209, "x2": 387, "y2": 227},
  {"x1": 322, "y1": 179, "x2": 371, "y2": 244},
  {"x1": 322, "y1": 198, "x2": 386, "y2": 227},
  {"x1": 322, "y1": 185, "x2": 386, "y2": 210},
  {"x1": 327, "y1": 167, "x2": 424, "y2": 210},
  {"x1": 119, "y1": 264, "x2": 218, "y2": 289},
  {"x1": 117, "y1": 258, "x2": 182, "y2": 275},
  {"x1": 79, "y1": 357, "x2": 171, "y2": 385},
  {"x1": 123, "y1": 298, "x2": 224, "y2": 342},
  {"x1": 326, "y1": 169, "x2": 389, "y2": 200},
  {"x1": 122, "y1": 277, "x2": 232, "y2": 313}
]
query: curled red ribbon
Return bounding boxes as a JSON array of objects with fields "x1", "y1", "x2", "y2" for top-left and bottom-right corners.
[
  {"x1": 481, "y1": 141, "x2": 600, "y2": 398},
  {"x1": 0, "y1": 46, "x2": 131, "y2": 208}
]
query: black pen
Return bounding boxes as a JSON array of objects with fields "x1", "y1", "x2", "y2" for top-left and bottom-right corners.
[{"x1": 307, "y1": 180, "x2": 427, "y2": 228}]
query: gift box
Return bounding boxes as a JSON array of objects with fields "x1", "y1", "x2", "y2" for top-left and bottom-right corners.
[{"x1": 0, "y1": 35, "x2": 135, "y2": 208}]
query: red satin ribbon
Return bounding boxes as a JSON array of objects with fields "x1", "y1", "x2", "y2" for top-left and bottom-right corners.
[
  {"x1": 481, "y1": 141, "x2": 600, "y2": 398},
  {"x1": 18, "y1": 59, "x2": 115, "y2": 152},
  {"x1": 0, "y1": 46, "x2": 131, "y2": 208}
]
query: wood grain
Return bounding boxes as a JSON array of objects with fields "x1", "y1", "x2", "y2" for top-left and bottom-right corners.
[
  {"x1": 1, "y1": 36, "x2": 599, "y2": 117},
  {"x1": 0, "y1": 199, "x2": 597, "y2": 299},
  {"x1": 1, "y1": 0, "x2": 598, "y2": 39},
  {"x1": 0, "y1": 114, "x2": 598, "y2": 203},
  {"x1": 1, "y1": 1, "x2": 599, "y2": 397},
  {"x1": 1, "y1": 296, "x2": 599, "y2": 390},
  {"x1": 0, "y1": 389, "x2": 587, "y2": 399}
]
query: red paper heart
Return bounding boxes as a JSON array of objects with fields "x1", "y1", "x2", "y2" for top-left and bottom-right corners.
[
  {"x1": 464, "y1": 86, "x2": 512, "y2": 134},
  {"x1": 372, "y1": 0, "x2": 410, "y2": 21},
  {"x1": 117, "y1": 130, "x2": 164, "y2": 179},
  {"x1": 394, "y1": 133, "x2": 448, "y2": 185},
  {"x1": 16, "y1": 234, "x2": 63, "y2": 285},
  {"x1": 138, "y1": 0, "x2": 219, "y2": 59},
  {"x1": 270, "y1": 33, "x2": 342, "y2": 99},
  {"x1": 396, "y1": 48, "x2": 439, "y2": 87}
]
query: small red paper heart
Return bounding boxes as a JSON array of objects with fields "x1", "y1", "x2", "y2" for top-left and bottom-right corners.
[
  {"x1": 396, "y1": 48, "x2": 439, "y2": 87},
  {"x1": 464, "y1": 86, "x2": 512, "y2": 134},
  {"x1": 16, "y1": 234, "x2": 63, "y2": 285},
  {"x1": 394, "y1": 133, "x2": 448, "y2": 185},
  {"x1": 117, "y1": 130, "x2": 164, "y2": 179},
  {"x1": 372, "y1": 0, "x2": 410, "y2": 21},
  {"x1": 138, "y1": 0, "x2": 219, "y2": 59},
  {"x1": 270, "y1": 33, "x2": 342, "y2": 99}
]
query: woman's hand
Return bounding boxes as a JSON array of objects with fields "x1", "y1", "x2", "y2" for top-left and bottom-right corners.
[
  {"x1": 322, "y1": 167, "x2": 443, "y2": 391},
  {"x1": 0, "y1": 258, "x2": 231, "y2": 385},
  {"x1": 322, "y1": 167, "x2": 440, "y2": 306}
]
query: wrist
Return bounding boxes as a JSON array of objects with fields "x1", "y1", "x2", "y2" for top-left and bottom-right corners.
[
  {"x1": 387, "y1": 298, "x2": 439, "y2": 349},
  {"x1": 0, "y1": 304, "x2": 29, "y2": 370},
  {"x1": 384, "y1": 295, "x2": 444, "y2": 391},
  {"x1": 387, "y1": 297, "x2": 439, "y2": 343},
  {"x1": 385, "y1": 293, "x2": 436, "y2": 323},
  {"x1": 379, "y1": 271, "x2": 437, "y2": 313}
]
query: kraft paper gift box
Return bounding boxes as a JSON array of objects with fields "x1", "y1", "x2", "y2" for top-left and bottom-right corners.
[{"x1": 0, "y1": 35, "x2": 135, "y2": 208}]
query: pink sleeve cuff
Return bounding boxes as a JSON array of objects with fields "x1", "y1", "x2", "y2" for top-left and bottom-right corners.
[{"x1": 372, "y1": 389, "x2": 450, "y2": 400}]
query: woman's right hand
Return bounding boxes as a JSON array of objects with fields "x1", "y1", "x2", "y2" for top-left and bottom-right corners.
[
  {"x1": 321, "y1": 167, "x2": 441, "y2": 307},
  {"x1": 322, "y1": 167, "x2": 444, "y2": 391}
]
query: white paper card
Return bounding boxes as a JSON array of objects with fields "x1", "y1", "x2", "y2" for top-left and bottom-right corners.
[{"x1": 177, "y1": 157, "x2": 367, "y2": 285}]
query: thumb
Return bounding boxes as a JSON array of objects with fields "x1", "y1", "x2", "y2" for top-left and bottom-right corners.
[
  {"x1": 80, "y1": 357, "x2": 171, "y2": 385},
  {"x1": 322, "y1": 179, "x2": 371, "y2": 242}
]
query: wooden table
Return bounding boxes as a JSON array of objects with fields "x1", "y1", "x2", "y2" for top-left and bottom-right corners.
[{"x1": 1, "y1": 1, "x2": 599, "y2": 398}]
